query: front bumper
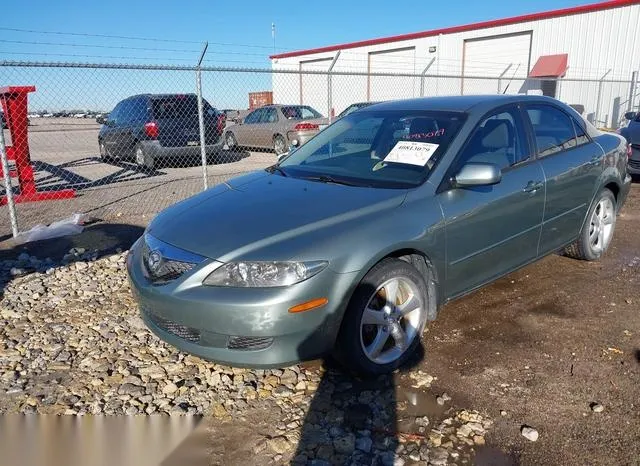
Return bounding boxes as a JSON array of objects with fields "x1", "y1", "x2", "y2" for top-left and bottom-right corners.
[{"x1": 127, "y1": 239, "x2": 358, "y2": 368}]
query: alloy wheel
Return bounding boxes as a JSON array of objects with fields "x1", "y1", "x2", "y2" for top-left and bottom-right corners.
[{"x1": 589, "y1": 197, "x2": 614, "y2": 253}]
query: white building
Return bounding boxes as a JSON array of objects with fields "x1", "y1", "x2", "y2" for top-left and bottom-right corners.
[{"x1": 271, "y1": 0, "x2": 640, "y2": 128}]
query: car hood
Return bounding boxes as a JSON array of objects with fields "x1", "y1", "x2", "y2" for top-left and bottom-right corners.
[{"x1": 147, "y1": 171, "x2": 407, "y2": 261}]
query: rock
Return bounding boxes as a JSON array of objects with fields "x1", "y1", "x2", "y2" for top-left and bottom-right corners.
[
  {"x1": 162, "y1": 382, "x2": 179, "y2": 395},
  {"x1": 500, "y1": 410, "x2": 507, "y2": 416},
  {"x1": 415, "y1": 416, "x2": 429, "y2": 427},
  {"x1": 333, "y1": 433, "x2": 355, "y2": 455},
  {"x1": 355, "y1": 436, "x2": 372, "y2": 453},
  {"x1": 521, "y1": 426, "x2": 539, "y2": 442},
  {"x1": 429, "y1": 447, "x2": 449, "y2": 466},
  {"x1": 436, "y1": 396, "x2": 445, "y2": 406},
  {"x1": 590, "y1": 402, "x2": 604, "y2": 413},
  {"x1": 456, "y1": 425, "x2": 473, "y2": 437},
  {"x1": 211, "y1": 402, "x2": 228, "y2": 419},
  {"x1": 408, "y1": 450, "x2": 421, "y2": 461},
  {"x1": 393, "y1": 458, "x2": 405, "y2": 466},
  {"x1": 473, "y1": 435, "x2": 485, "y2": 445},
  {"x1": 138, "y1": 366, "x2": 166, "y2": 379},
  {"x1": 118, "y1": 383, "x2": 144, "y2": 396},
  {"x1": 266, "y1": 436, "x2": 290, "y2": 454}
]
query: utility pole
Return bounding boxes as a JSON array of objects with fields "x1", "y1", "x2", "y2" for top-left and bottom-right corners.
[{"x1": 272, "y1": 23, "x2": 276, "y2": 54}]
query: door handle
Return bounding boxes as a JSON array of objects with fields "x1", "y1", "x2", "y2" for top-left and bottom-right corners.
[
  {"x1": 523, "y1": 181, "x2": 543, "y2": 193},
  {"x1": 588, "y1": 155, "x2": 601, "y2": 165}
]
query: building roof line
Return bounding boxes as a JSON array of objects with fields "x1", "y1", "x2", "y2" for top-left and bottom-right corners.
[{"x1": 270, "y1": 0, "x2": 638, "y2": 59}]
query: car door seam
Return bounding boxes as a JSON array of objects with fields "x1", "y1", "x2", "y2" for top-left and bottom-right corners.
[
  {"x1": 449, "y1": 223, "x2": 542, "y2": 266},
  {"x1": 535, "y1": 161, "x2": 547, "y2": 256}
]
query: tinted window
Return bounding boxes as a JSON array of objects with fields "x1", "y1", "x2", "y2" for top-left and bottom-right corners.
[
  {"x1": 152, "y1": 95, "x2": 198, "y2": 119},
  {"x1": 108, "y1": 102, "x2": 123, "y2": 123},
  {"x1": 571, "y1": 116, "x2": 589, "y2": 146},
  {"x1": 261, "y1": 107, "x2": 278, "y2": 123},
  {"x1": 244, "y1": 109, "x2": 262, "y2": 124},
  {"x1": 117, "y1": 100, "x2": 134, "y2": 125},
  {"x1": 281, "y1": 106, "x2": 322, "y2": 120},
  {"x1": 129, "y1": 98, "x2": 149, "y2": 123},
  {"x1": 280, "y1": 110, "x2": 465, "y2": 188},
  {"x1": 526, "y1": 105, "x2": 577, "y2": 156},
  {"x1": 458, "y1": 108, "x2": 529, "y2": 170}
]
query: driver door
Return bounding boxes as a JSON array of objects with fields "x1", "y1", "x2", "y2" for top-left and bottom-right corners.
[{"x1": 437, "y1": 105, "x2": 546, "y2": 298}]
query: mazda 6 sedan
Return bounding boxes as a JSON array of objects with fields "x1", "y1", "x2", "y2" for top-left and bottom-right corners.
[{"x1": 127, "y1": 95, "x2": 631, "y2": 375}]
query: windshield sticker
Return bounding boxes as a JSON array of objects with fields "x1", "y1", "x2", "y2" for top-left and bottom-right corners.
[
  {"x1": 408, "y1": 128, "x2": 445, "y2": 140},
  {"x1": 383, "y1": 141, "x2": 439, "y2": 166}
]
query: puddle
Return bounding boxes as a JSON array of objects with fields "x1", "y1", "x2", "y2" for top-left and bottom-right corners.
[
  {"x1": 527, "y1": 301, "x2": 571, "y2": 318},
  {"x1": 474, "y1": 446, "x2": 519, "y2": 466}
]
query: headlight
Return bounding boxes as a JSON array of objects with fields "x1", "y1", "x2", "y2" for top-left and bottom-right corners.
[{"x1": 203, "y1": 261, "x2": 327, "y2": 287}]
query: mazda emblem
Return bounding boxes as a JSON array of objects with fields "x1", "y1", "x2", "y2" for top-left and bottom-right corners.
[{"x1": 147, "y1": 250, "x2": 163, "y2": 274}]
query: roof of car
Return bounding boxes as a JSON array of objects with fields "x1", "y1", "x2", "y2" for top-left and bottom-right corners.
[
  {"x1": 367, "y1": 95, "x2": 561, "y2": 113},
  {"x1": 125, "y1": 93, "x2": 198, "y2": 100}
]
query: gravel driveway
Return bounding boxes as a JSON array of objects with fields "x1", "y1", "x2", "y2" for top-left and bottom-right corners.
[{"x1": 0, "y1": 183, "x2": 638, "y2": 465}]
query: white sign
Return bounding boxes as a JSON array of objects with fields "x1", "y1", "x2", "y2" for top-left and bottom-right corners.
[{"x1": 383, "y1": 141, "x2": 439, "y2": 166}]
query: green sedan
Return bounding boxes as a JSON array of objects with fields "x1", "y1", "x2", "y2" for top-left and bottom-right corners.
[{"x1": 127, "y1": 95, "x2": 631, "y2": 375}]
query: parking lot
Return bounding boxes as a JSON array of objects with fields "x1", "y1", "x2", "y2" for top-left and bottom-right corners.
[{"x1": 1, "y1": 118, "x2": 275, "y2": 239}]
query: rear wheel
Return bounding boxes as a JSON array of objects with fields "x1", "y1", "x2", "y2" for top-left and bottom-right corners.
[
  {"x1": 336, "y1": 258, "x2": 430, "y2": 375},
  {"x1": 134, "y1": 143, "x2": 155, "y2": 170},
  {"x1": 99, "y1": 140, "x2": 111, "y2": 162},
  {"x1": 225, "y1": 132, "x2": 237, "y2": 150},
  {"x1": 564, "y1": 188, "x2": 616, "y2": 261},
  {"x1": 273, "y1": 135, "x2": 287, "y2": 156}
]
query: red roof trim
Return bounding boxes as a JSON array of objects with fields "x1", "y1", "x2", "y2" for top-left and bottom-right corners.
[
  {"x1": 529, "y1": 54, "x2": 569, "y2": 77},
  {"x1": 270, "y1": 0, "x2": 638, "y2": 59}
]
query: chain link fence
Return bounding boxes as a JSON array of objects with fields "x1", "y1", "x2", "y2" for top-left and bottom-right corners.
[{"x1": 1, "y1": 61, "x2": 638, "y2": 241}]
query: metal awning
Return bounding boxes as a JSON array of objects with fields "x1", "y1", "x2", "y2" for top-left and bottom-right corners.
[{"x1": 529, "y1": 54, "x2": 568, "y2": 78}]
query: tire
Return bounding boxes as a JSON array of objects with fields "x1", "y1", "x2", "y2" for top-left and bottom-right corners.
[
  {"x1": 564, "y1": 188, "x2": 616, "y2": 261},
  {"x1": 134, "y1": 142, "x2": 155, "y2": 170},
  {"x1": 225, "y1": 132, "x2": 237, "y2": 150},
  {"x1": 335, "y1": 258, "x2": 431, "y2": 375},
  {"x1": 99, "y1": 140, "x2": 111, "y2": 162},
  {"x1": 273, "y1": 134, "x2": 287, "y2": 156}
]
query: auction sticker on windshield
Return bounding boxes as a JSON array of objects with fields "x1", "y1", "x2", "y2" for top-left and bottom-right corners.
[{"x1": 383, "y1": 141, "x2": 439, "y2": 166}]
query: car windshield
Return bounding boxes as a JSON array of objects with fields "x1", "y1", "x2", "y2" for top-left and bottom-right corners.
[
  {"x1": 279, "y1": 110, "x2": 466, "y2": 188},
  {"x1": 281, "y1": 105, "x2": 322, "y2": 120}
]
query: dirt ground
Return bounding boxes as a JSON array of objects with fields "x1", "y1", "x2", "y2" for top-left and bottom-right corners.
[{"x1": 1, "y1": 183, "x2": 638, "y2": 466}]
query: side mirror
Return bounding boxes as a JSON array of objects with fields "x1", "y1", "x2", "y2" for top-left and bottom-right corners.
[
  {"x1": 624, "y1": 111, "x2": 637, "y2": 121},
  {"x1": 453, "y1": 163, "x2": 502, "y2": 187},
  {"x1": 96, "y1": 115, "x2": 105, "y2": 125}
]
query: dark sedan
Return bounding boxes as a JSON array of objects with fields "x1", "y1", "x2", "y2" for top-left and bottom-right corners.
[{"x1": 128, "y1": 95, "x2": 631, "y2": 375}]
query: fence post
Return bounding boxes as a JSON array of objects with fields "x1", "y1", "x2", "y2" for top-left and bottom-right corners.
[
  {"x1": 497, "y1": 64, "x2": 513, "y2": 94},
  {"x1": 196, "y1": 42, "x2": 209, "y2": 191},
  {"x1": 420, "y1": 58, "x2": 436, "y2": 97},
  {"x1": 0, "y1": 125, "x2": 19, "y2": 238},
  {"x1": 595, "y1": 69, "x2": 611, "y2": 127},
  {"x1": 327, "y1": 51, "x2": 340, "y2": 123},
  {"x1": 628, "y1": 71, "x2": 638, "y2": 113}
]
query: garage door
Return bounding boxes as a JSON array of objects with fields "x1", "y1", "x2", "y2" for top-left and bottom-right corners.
[
  {"x1": 368, "y1": 47, "x2": 416, "y2": 102},
  {"x1": 462, "y1": 32, "x2": 532, "y2": 95},
  {"x1": 300, "y1": 58, "x2": 332, "y2": 117}
]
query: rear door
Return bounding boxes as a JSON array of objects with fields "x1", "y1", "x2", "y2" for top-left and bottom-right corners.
[
  {"x1": 255, "y1": 107, "x2": 279, "y2": 148},
  {"x1": 151, "y1": 95, "x2": 201, "y2": 148},
  {"x1": 110, "y1": 99, "x2": 134, "y2": 157},
  {"x1": 523, "y1": 104, "x2": 601, "y2": 255},
  {"x1": 438, "y1": 105, "x2": 546, "y2": 298}
]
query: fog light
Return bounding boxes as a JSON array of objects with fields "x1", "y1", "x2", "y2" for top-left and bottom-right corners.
[{"x1": 289, "y1": 297, "x2": 328, "y2": 313}]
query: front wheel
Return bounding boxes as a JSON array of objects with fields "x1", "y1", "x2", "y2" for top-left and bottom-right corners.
[
  {"x1": 335, "y1": 258, "x2": 430, "y2": 375},
  {"x1": 99, "y1": 140, "x2": 111, "y2": 162},
  {"x1": 564, "y1": 188, "x2": 616, "y2": 261}
]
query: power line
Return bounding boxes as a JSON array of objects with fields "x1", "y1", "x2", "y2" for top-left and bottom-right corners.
[
  {"x1": 0, "y1": 26, "x2": 290, "y2": 50},
  {"x1": 0, "y1": 39, "x2": 201, "y2": 53},
  {"x1": 0, "y1": 51, "x2": 196, "y2": 62}
]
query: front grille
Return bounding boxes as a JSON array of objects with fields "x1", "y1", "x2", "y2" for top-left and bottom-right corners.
[
  {"x1": 227, "y1": 336, "x2": 274, "y2": 351},
  {"x1": 147, "y1": 311, "x2": 200, "y2": 343},
  {"x1": 629, "y1": 159, "x2": 640, "y2": 170},
  {"x1": 142, "y1": 241, "x2": 196, "y2": 285}
]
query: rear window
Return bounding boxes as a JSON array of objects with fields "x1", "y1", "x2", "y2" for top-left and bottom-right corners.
[
  {"x1": 281, "y1": 106, "x2": 322, "y2": 120},
  {"x1": 152, "y1": 96, "x2": 199, "y2": 119}
]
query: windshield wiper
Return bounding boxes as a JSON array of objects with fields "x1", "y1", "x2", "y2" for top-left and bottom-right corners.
[
  {"x1": 301, "y1": 175, "x2": 364, "y2": 187},
  {"x1": 266, "y1": 165, "x2": 288, "y2": 177}
]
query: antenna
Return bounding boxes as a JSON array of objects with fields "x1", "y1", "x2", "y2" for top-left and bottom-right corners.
[
  {"x1": 502, "y1": 63, "x2": 521, "y2": 94},
  {"x1": 271, "y1": 23, "x2": 276, "y2": 53}
]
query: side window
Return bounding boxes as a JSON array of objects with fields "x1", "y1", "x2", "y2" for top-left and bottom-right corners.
[
  {"x1": 526, "y1": 105, "x2": 577, "y2": 157},
  {"x1": 262, "y1": 108, "x2": 278, "y2": 123},
  {"x1": 571, "y1": 116, "x2": 589, "y2": 147},
  {"x1": 130, "y1": 98, "x2": 149, "y2": 123},
  {"x1": 118, "y1": 100, "x2": 133, "y2": 125},
  {"x1": 244, "y1": 109, "x2": 261, "y2": 124},
  {"x1": 458, "y1": 107, "x2": 529, "y2": 170}
]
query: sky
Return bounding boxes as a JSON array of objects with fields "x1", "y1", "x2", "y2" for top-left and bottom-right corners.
[{"x1": 0, "y1": 0, "x2": 600, "y2": 110}]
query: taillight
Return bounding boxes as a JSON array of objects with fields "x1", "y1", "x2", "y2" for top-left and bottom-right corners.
[
  {"x1": 144, "y1": 121, "x2": 159, "y2": 139},
  {"x1": 627, "y1": 144, "x2": 632, "y2": 159},
  {"x1": 217, "y1": 114, "x2": 225, "y2": 133},
  {"x1": 294, "y1": 122, "x2": 319, "y2": 131}
]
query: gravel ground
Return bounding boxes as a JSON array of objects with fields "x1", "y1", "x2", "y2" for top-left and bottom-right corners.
[{"x1": 0, "y1": 183, "x2": 638, "y2": 465}]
